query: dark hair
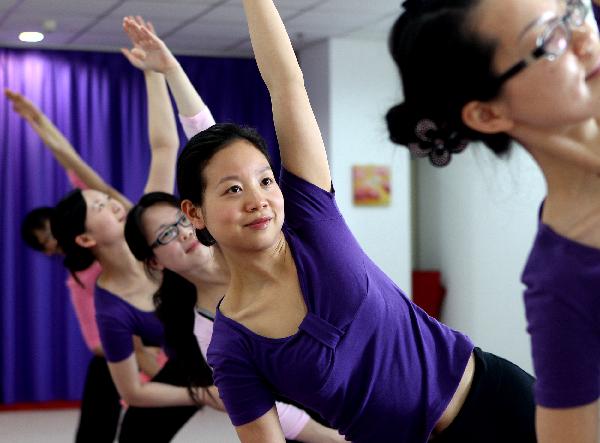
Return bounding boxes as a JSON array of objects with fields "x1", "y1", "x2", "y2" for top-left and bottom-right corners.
[
  {"x1": 154, "y1": 270, "x2": 214, "y2": 405},
  {"x1": 386, "y1": 0, "x2": 512, "y2": 165},
  {"x1": 125, "y1": 192, "x2": 214, "y2": 403},
  {"x1": 51, "y1": 189, "x2": 95, "y2": 282},
  {"x1": 21, "y1": 206, "x2": 55, "y2": 251},
  {"x1": 177, "y1": 123, "x2": 272, "y2": 242}
]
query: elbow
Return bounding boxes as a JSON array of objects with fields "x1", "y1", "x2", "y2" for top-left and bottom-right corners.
[
  {"x1": 118, "y1": 386, "x2": 147, "y2": 407},
  {"x1": 119, "y1": 390, "x2": 139, "y2": 406}
]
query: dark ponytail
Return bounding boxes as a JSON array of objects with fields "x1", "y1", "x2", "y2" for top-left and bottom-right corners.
[
  {"x1": 154, "y1": 270, "x2": 214, "y2": 405},
  {"x1": 51, "y1": 189, "x2": 95, "y2": 285}
]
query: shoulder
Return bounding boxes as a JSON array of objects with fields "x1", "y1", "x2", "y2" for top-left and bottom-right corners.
[{"x1": 523, "y1": 223, "x2": 600, "y2": 304}]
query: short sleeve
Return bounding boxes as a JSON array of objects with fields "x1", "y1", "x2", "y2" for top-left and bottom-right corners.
[
  {"x1": 279, "y1": 168, "x2": 341, "y2": 229},
  {"x1": 207, "y1": 328, "x2": 275, "y2": 426},
  {"x1": 193, "y1": 311, "x2": 214, "y2": 361},
  {"x1": 526, "y1": 289, "x2": 600, "y2": 407},
  {"x1": 66, "y1": 269, "x2": 101, "y2": 351},
  {"x1": 66, "y1": 170, "x2": 88, "y2": 190},
  {"x1": 179, "y1": 107, "x2": 216, "y2": 140},
  {"x1": 275, "y1": 402, "x2": 310, "y2": 440},
  {"x1": 96, "y1": 312, "x2": 134, "y2": 363}
]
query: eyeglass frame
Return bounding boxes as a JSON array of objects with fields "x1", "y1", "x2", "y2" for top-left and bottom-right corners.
[
  {"x1": 151, "y1": 212, "x2": 193, "y2": 248},
  {"x1": 495, "y1": 0, "x2": 589, "y2": 86}
]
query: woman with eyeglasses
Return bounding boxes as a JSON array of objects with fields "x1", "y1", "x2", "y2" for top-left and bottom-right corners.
[
  {"x1": 50, "y1": 16, "x2": 228, "y2": 442},
  {"x1": 387, "y1": 0, "x2": 600, "y2": 441},
  {"x1": 171, "y1": 1, "x2": 536, "y2": 442}
]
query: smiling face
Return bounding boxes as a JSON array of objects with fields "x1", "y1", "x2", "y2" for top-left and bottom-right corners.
[
  {"x1": 141, "y1": 203, "x2": 216, "y2": 274},
  {"x1": 475, "y1": 0, "x2": 600, "y2": 129},
  {"x1": 80, "y1": 189, "x2": 127, "y2": 246},
  {"x1": 191, "y1": 139, "x2": 284, "y2": 253}
]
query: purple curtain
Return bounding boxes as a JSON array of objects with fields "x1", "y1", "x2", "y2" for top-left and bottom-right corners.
[{"x1": 0, "y1": 47, "x2": 277, "y2": 404}]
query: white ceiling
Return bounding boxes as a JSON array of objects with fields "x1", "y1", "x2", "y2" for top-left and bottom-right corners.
[{"x1": 0, "y1": 0, "x2": 402, "y2": 57}]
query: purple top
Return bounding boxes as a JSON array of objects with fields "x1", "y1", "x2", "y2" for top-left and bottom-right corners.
[
  {"x1": 95, "y1": 286, "x2": 166, "y2": 363},
  {"x1": 207, "y1": 169, "x2": 473, "y2": 443},
  {"x1": 522, "y1": 208, "x2": 600, "y2": 408}
]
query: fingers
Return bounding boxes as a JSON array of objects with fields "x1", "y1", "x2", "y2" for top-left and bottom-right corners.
[
  {"x1": 146, "y1": 20, "x2": 156, "y2": 35},
  {"x1": 123, "y1": 16, "x2": 144, "y2": 43},
  {"x1": 4, "y1": 88, "x2": 22, "y2": 102}
]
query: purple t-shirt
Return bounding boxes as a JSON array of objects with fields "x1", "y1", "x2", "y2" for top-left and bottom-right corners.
[
  {"x1": 522, "y1": 209, "x2": 600, "y2": 408},
  {"x1": 95, "y1": 286, "x2": 166, "y2": 363},
  {"x1": 207, "y1": 168, "x2": 473, "y2": 443}
]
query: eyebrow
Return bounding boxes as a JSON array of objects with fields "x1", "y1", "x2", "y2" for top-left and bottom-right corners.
[
  {"x1": 216, "y1": 165, "x2": 273, "y2": 186},
  {"x1": 154, "y1": 212, "x2": 183, "y2": 234},
  {"x1": 518, "y1": 10, "x2": 558, "y2": 41}
]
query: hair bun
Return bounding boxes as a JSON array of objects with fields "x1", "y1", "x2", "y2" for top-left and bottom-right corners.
[
  {"x1": 387, "y1": 102, "x2": 469, "y2": 167},
  {"x1": 386, "y1": 102, "x2": 420, "y2": 146}
]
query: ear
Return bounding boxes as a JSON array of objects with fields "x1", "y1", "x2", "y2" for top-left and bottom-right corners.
[
  {"x1": 74, "y1": 233, "x2": 96, "y2": 249},
  {"x1": 148, "y1": 257, "x2": 165, "y2": 272},
  {"x1": 181, "y1": 200, "x2": 206, "y2": 230},
  {"x1": 461, "y1": 100, "x2": 514, "y2": 135}
]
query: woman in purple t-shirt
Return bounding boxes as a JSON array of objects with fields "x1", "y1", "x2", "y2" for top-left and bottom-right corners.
[
  {"x1": 386, "y1": 0, "x2": 600, "y2": 441},
  {"x1": 50, "y1": 16, "x2": 226, "y2": 442},
  {"x1": 175, "y1": 1, "x2": 536, "y2": 442}
]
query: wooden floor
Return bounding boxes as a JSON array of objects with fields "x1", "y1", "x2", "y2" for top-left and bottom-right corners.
[{"x1": 0, "y1": 406, "x2": 239, "y2": 442}]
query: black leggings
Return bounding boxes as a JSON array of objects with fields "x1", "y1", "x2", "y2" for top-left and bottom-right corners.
[
  {"x1": 75, "y1": 355, "x2": 122, "y2": 443},
  {"x1": 118, "y1": 358, "x2": 199, "y2": 442},
  {"x1": 432, "y1": 347, "x2": 537, "y2": 443}
]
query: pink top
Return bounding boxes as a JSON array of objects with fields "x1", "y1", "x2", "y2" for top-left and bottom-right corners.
[
  {"x1": 66, "y1": 262, "x2": 103, "y2": 351},
  {"x1": 194, "y1": 311, "x2": 310, "y2": 439},
  {"x1": 178, "y1": 107, "x2": 215, "y2": 140}
]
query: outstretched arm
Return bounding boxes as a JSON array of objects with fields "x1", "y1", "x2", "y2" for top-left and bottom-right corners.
[
  {"x1": 235, "y1": 407, "x2": 286, "y2": 443},
  {"x1": 122, "y1": 16, "x2": 179, "y2": 195},
  {"x1": 242, "y1": 0, "x2": 331, "y2": 190},
  {"x1": 5, "y1": 89, "x2": 131, "y2": 207},
  {"x1": 108, "y1": 353, "x2": 224, "y2": 409},
  {"x1": 142, "y1": 70, "x2": 179, "y2": 194},
  {"x1": 122, "y1": 16, "x2": 214, "y2": 139},
  {"x1": 536, "y1": 402, "x2": 599, "y2": 443}
]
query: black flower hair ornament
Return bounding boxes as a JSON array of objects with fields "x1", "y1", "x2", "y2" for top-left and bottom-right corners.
[{"x1": 408, "y1": 119, "x2": 469, "y2": 167}]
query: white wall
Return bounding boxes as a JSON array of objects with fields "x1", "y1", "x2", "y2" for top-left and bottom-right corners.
[
  {"x1": 301, "y1": 37, "x2": 412, "y2": 293},
  {"x1": 300, "y1": 32, "x2": 543, "y2": 375},
  {"x1": 416, "y1": 145, "x2": 545, "y2": 373}
]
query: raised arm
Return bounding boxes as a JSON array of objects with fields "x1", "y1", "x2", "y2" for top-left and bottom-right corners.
[
  {"x1": 5, "y1": 89, "x2": 131, "y2": 208},
  {"x1": 121, "y1": 17, "x2": 179, "y2": 195},
  {"x1": 122, "y1": 16, "x2": 214, "y2": 139},
  {"x1": 242, "y1": 0, "x2": 330, "y2": 190},
  {"x1": 142, "y1": 70, "x2": 179, "y2": 194}
]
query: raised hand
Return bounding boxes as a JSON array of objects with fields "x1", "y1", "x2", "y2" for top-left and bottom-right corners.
[
  {"x1": 121, "y1": 16, "x2": 178, "y2": 74},
  {"x1": 5, "y1": 89, "x2": 43, "y2": 127}
]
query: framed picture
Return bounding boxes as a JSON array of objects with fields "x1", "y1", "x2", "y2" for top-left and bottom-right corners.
[{"x1": 352, "y1": 165, "x2": 391, "y2": 206}]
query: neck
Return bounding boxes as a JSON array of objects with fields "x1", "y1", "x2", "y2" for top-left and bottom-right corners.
[
  {"x1": 179, "y1": 247, "x2": 230, "y2": 314},
  {"x1": 515, "y1": 118, "x2": 600, "y2": 239},
  {"x1": 220, "y1": 231, "x2": 290, "y2": 310},
  {"x1": 94, "y1": 239, "x2": 145, "y2": 282}
]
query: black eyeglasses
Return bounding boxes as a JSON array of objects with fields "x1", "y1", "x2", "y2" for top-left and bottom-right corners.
[
  {"x1": 151, "y1": 212, "x2": 192, "y2": 248},
  {"x1": 496, "y1": 0, "x2": 589, "y2": 86}
]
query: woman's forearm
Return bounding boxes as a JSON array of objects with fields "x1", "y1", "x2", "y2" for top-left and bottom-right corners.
[
  {"x1": 164, "y1": 64, "x2": 207, "y2": 118},
  {"x1": 242, "y1": 0, "x2": 303, "y2": 91}
]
